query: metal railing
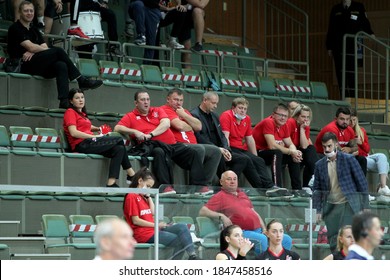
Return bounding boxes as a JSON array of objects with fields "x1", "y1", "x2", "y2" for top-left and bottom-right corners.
[{"x1": 342, "y1": 32, "x2": 390, "y2": 123}]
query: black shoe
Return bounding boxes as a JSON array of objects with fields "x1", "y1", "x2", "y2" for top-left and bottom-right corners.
[
  {"x1": 108, "y1": 46, "x2": 122, "y2": 57},
  {"x1": 126, "y1": 175, "x2": 133, "y2": 185},
  {"x1": 191, "y1": 42, "x2": 203, "y2": 52},
  {"x1": 188, "y1": 254, "x2": 200, "y2": 260},
  {"x1": 59, "y1": 99, "x2": 69, "y2": 109},
  {"x1": 294, "y1": 189, "x2": 311, "y2": 198},
  {"x1": 78, "y1": 77, "x2": 103, "y2": 91},
  {"x1": 106, "y1": 183, "x2": 120, "y2": 188},
  {"x1": 266, "y1": 186, "x2": 293, "y2": 198}
]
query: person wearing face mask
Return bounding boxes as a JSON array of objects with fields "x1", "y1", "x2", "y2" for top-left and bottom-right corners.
[
  {"x1": 219, "y1": 98, "x2": 289, "y2": 197},
  {"x1": 123, "y1": 167, "x2": 200, "y2": 260},
  {"x1": 313, "y1": 132, "x2": 369, "y2": 253}
]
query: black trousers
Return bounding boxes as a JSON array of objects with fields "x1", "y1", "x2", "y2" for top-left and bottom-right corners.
[
  {"x1": 70, "y1": 0, "x2": 118, "y2": 41},
  {"x1": 258, "y1": 149, "x2": 302, "y2": 190},
  {"x1": 300, "y1": 145, "x2": 320, "y2": 188},
  {"x1": 21, "y1": 47, "x2": 80, "y2": 100},
  {"x1": 75, "y1": 136, "x2": 132, "y2": 179},
  {"x1": 231, "y1": 147, "x2": 274, "y2": 189},
  {"x1": 151, "y1": 143, "x2": 207, "y2": 186}
]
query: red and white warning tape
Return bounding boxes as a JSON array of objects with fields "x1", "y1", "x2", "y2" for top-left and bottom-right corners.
[
  {"x1": 162, "y1": 74, "x2": 200, "y2": 82},
  {"x1": 285, "y1": 224, "x2": 326, "y2": 232},
  {"x1": 202, "y1": 50, "x2": 237, "y2": 57},
  {"x1": 69, "y1": 224, "x2": 96, "y2": 232},
  {"x1": 276, "y1": 85, "x2": 311, "y2": 93},
  {"x1": 101, "y1": 67, "x2": 141, "y2": 76},
  {"x1": 221, "y1": 79, "x2": 257, "y2": 88},
  {"x1": 0, "y1": 57, "x2": 6, "y2": 64},
  {"x1": 11, "y1": 134, "x2": 60, "y2": 143}
]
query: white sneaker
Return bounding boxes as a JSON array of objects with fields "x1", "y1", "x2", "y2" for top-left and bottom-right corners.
[
  {"x1": 369, "y1": 195, "x2": 376, "y2": 202},
  {"x1": 302, "y1": 187, "x2": 313, "y2": 196},
  {"x1": 167, "y1": 37, "x2": 184, "y2": 49},
  {"x1": 308, "y1": 175, "x2": 315, "y2": 188},
  {"x1": 378, "y1": 185, "x2": 390, "y2": 196}
]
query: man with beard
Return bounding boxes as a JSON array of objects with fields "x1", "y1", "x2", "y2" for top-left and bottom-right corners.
[{"x1": 314, "y1": 107, "x2": 367, "y2": 176}]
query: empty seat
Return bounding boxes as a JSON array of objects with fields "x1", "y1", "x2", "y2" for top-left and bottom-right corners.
[
  {"x1": 239, "y1": 74, "x2": 259, "y2": 94},
  {"x1": 68, "y1": 215, "x2": 95, "y2": 241},
  {"x1": 8, "y1": 126, "x2": 37, "y2": 155},
  {"x1": 140, "y1": 64, "x2": 166, "y2": 90},
  {"x1": 77, "y1": 58, "x2": 100, "y2": 79},
  {"x1": 34, "y1": 127, "x2": 62, "y2": 155},
  {"x1": 99, "y1": 60, "x2": 122, "y2": 86},
  {"x1": 195, "y1": 216, "x2": 219, "y2": 259},
  {"x1": 220, "y1": 72, "x2": 241, "y2": 93},
  {"x1": 310, "y1": 81, "x2": 329, "y2": 100},
  {"x1": 258, "y1": 77, "x2": 277, "y2": 96},
  {"x1": 181, "y1": 68, "x2": 203, "y2": 93},
  {"x1": 161, "y1": 66, "x2": 182, "y2": 87},
  {"x1": 275, "y1": 78, "x2": 295, "y2": 98},
  {"x1": 120, "y1": 62, "x2": 144, "y2": 88},
  {"x1": 293, "y1": 79, "x2": 312, "y2": 99}
]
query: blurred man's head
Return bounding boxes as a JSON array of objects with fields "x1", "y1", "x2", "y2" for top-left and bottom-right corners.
[
  {"x1": 166, "y1": 88, "x2": 184, "y2": 110},
  {"x1": 220, "y1": 171, "x2": 238, "y2": 193},
  {"x1": 200, "y1": 91, "x2": 219, "y2": 113},
  {"x1": 334, "y1": 107, "x2": 351, "y2": 130},
  {"x1": 351, "y1": 212, "x2": 383, "y2": 254},
  {"x1": 94, "y1": 218, "x2": 136, "y2": 260},
  {"x1": 134, "y1": 91, "x2": 151, "y2": 115}
]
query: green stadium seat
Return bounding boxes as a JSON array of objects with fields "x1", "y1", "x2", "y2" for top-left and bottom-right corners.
[
  {"x1": 35, "y1": 127, "x2": 62, "y2": 155},
  {"x1": 120, "y1": 62, "x2": 144, "y2": 89},
  {"x1": 239, "y1": 74, "x2": 259, "y2": 94},
  {"x1": 140, "y1": 64, "x2": 166, "y2": 90},
  {"x1": 8, "y1": 126, "x2": 37, "y2": 155},
  {"x1": 220, "y1": 72, "x2": 241, "y2": 93},
  {"x1": 195, "y1": 216, "x2": 220, "y2": 259},
  {"x1": 310, "y1": 81, "x2": 329, "y2": 100},
  {"x1": 293, "y1": 79, "x2": 312, "y2": 99},
  {"x1": 181, "y1": 68, "x2": 204, "y2": 94},
  {"x1": 95, "y1": 215, "x2": 120, "y2": 224},
  {"x1": 77, "y1": 58, "x2": 100, "y2": 79},
  {"x1": 68, "y1": 215, "x2": 95, "y2": 240},
  {"x1": 275, "y1": 78, "x2": 295, "y2": 98},
  {"x1": 99, "y1": 60, "x2": 122, "y2": 87},
  {"x1": 258, "y1": 77, "x2": 277, "y2": 96},
  {"x1": 161, "y1": 66, "x2": 182, "y2": 88}
]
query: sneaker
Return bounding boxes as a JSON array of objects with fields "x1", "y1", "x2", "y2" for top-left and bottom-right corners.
[
  {"x1": 191, "y1": 42, "x2": 203, "y2": 52},
  {"x1": 134, "y1": 34, "x2": 146, "y2": 46},
  {"x1": 124, "y1": 21, "x2": 135, "y2": 38},
  {"x1": 160, "y1": 186, "x2": 176, "y2": 196},
  {"x1": 67, "y1": 27, "x2": 90, "y2": 39},
  {"x1": 294, "y1": 189, "x2": 311, "y2": 198},
  {"x1": 302, "y1": 187, "x2": 313, "y2": 196},
  {"x1": 378, "y1": 185, "x2": 390, "y2": 196},
  {"x1": 369, "y1": 195, "x2": 376, "y2": 202},
  {"x1": 266, "y1": 186, "x2": 293, "y2": 198},
  {"x1": 78, "y1": 77, "x2": 103, "y2": 91},
  {"x1": 194, "y1": 186, "x2": 213, "y2": 195},
  {"x1": 106, "y1": 183, "x2": 120, "y2": 188},
  {"x1": 167, "y1": 37, "x2": 184, "y2": 49}
]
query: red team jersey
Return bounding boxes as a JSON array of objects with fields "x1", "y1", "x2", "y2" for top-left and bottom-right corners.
[
  {"x1": 219, "y1": 110, "x2": 253, "y2": 151},
  {"x1": 63, "y1": 109, "x2": 94, "y2": 151},
  {"x1": 286, "y1": 118, "x2": 310, "y2": 148},
  {"x1": 123, "y1": 193, "x2": 155, "y2": 243},
  {"x1": 252, "y1": 116, "x2": 290, "y2": 151},
  {"x1": 314, "y1": 121, "x2": 356, "y2": 153},
  {"x1": 160, "y1": 105, "x2": 197, "y2": 144},
  {"x1": 117, "y1": 107, "x2": 177, "y2": 144}
]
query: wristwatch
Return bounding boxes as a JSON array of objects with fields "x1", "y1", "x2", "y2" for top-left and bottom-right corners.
[{"x1": 149, "y1": 132, "x2": 154, "y2": 138}]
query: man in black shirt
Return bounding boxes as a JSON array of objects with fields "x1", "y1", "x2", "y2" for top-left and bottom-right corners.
[
  {"x1": 326, "y1": 0, "x2": 374, "y2": 98},
  {"x1": 190, "y1": 91, "x2": 276, "y2": 191},
  {"x1": 7, "y1": 1, "x2": 102, "y2": 108}
]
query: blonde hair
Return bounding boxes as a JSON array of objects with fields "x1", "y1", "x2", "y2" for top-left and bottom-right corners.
[
  {"x1": 291, "y1": 104, "x2": 312, "y2": 121},
  {"x1": 337, "y1": 225, "x2": 352, "y2": 251},
  {"x1": 350, "y1": 108, "x2": 364, "y2": 142}
]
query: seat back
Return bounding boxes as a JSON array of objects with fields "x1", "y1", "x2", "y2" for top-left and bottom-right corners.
[
  {"x1": 121, "y1": 62, "x2": 143, "y2": 83},
  {"x1": 181, "y1": 68, "x2": 202, "y2": 89},
  {"x1": 35, "y1": 128, "x2": 61, "y2": 151},
  {"x1": 258, "y1": 77, "x2": 277, "y2": 95},
  {"x1": 161, "y1": 66, "x2": 182, "y2": 87},
  {"x1": 293, "y1": 79, "x2": 312, "y2": 99},
  {"x1": 220, "y1": 72, "x2": 241, "y2": 92},
  {"x1": 0, "y1": 125, "x2": 11, "y2": 149},
  {"x1": 99, "y1": 60, "x2": 121, "y2": 81},
  {"x1": 196, "y1": 216, "x2": 220, "y2": 241},
  {"x1": 239, "y1": 74, "x2": 259, "y2": 94},
  {"x1": 310, "y1": 81, "x2": 328, "y2": 100},
  {"x1": 69, "y1": 215, "x2": 95, "y2": 239},
  {"x1": 42, "y1": 214, "x2": 70, "y2": 239},
  {"x1": 141, "y1": 64, "x2": 163, "y2": 85},
  {"x1": 9, "y1": 126, "x2": 35, "y2": 150},
  {"x1": 275, "y1": 78, "x2": 295, "y2": 97},
  {"x1": 77, "y1": 58, "x2": 100, "y2": 78}
]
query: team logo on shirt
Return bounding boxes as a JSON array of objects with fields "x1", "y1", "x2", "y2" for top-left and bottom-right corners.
[
  {"x1": 140, "y1": 209, "x2": 152, "y2": 216},
  {"x1": 136, "y1": 116, "x2": 141, "y2": 120},
  {"x1": 153, "y1": 111, "x2": 159, "y2": 118}
]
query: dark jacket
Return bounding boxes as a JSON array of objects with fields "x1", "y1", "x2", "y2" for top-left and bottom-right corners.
[{"x1": 190, "y1": 106, "x2": 230, "y2": 150}]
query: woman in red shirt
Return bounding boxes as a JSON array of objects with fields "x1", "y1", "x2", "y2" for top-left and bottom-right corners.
[
  {"x1": 123, "y1": 167, "x2": 199, "y2": 260},
  {"x1": 63, "y1": 88, "x2": 135, "y2": 187}
]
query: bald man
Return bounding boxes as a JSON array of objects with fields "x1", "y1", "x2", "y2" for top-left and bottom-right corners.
[{"x1": 93, "y1": 218, "x2": 137, "y2": 260}]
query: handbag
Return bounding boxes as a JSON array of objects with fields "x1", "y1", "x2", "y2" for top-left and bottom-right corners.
[{"x1": 4, "y1": 58, "x2": 22, "y2": 73}]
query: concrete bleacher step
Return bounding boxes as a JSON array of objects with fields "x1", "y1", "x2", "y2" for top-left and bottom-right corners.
[
  {"x1": 0, "y1": 221, "x2": 20, "y2": 237},
  {"x1": 10, "y1": 253, "x2": 71, "y2": 260}
]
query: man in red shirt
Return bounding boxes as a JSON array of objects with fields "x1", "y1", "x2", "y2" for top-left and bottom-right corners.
[
  {"x1": 161, "y1": 88, "x2": 221, "y2": 193},
  {"x1": 114, "y1": 90, "x2": 209, "y2": 194},
  {"x1": 199, "y1": 170, "x2": 293, "y2": 255},
  {"x1": 314, "y1": 107, "x2": 367, "y2": 175},
  {"x1": 286, "y1": 104, "x2": 319, "y2": 193},
  {"x1": 252, "y1": 103, "x2": 306, "y2": 197},
  {"x1": 219, "y1": 98, "x2": 289, "y2": 197}
]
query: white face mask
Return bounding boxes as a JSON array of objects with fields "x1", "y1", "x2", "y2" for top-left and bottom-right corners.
[
  {"x1": 142, "y1": 185, "x2": 148, "y2": 189},
  {"x1": 234, "y1": 112, "x2": 246, "y2": 121},
  {"x1": 324, "y1": 149, "x2": 337, "y2": 158}
]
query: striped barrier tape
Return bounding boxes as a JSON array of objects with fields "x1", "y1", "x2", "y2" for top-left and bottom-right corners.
[
  {"x1": 11, "y1": 134, "x2": 60, "y2": 143},
  {"x1": 285, "y1": 224, "x2": 326, "y2": 232},
  {"x1": 69, "y1": 224, "x2": 97, "y2": 232},
  {"x1": 100, "y1": 67, "x2": 141, "y2": 76},
  {"x1": 162, "y1": 74, "x2": 200, "y2": 82},
  {"x1": 0, "y1": 57, "x2": 6, "y2": 64},
  {"x1": 202, "y1": 50, "x2": 237, "y2": 57},
  {"x1": 220, "y1": 79, "x2": 257, "y2": 88},
  {"x1": 277, "y1": 85, "x2": 311, "y2": 93}
]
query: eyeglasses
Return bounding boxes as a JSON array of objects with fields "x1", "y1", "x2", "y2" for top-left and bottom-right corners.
[{"x1": 273, "y1": 112, "x2": 288, "y2": 119}]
